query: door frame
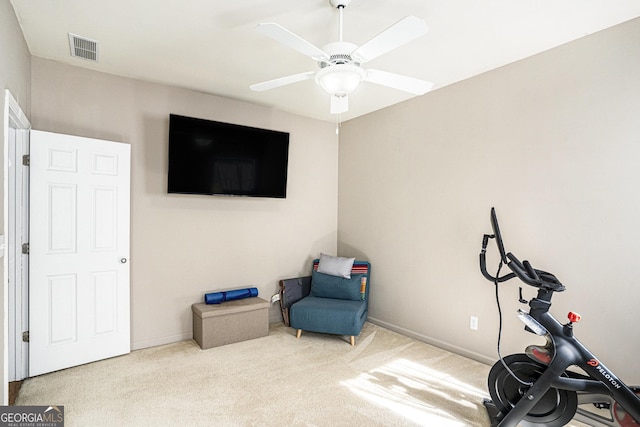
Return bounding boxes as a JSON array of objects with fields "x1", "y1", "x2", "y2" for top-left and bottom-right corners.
[{"x1": 4, "y1": 89, "x2": 30, "y2": 391}]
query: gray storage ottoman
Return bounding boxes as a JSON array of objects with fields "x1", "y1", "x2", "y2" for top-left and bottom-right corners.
[{"x1": 192, "y1": 297, "x2": 270, "y2": 349}]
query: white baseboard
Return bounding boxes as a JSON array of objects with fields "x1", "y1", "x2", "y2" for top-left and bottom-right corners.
[
  {"x1": 130, "y1": 318, "x2": 495, "y2": 364},
  {"x1": 367, "y1": 316, "x2": 495, "y2": 366},
  {"x1": 133, "y1": 311, "x2": 283, "y2": 351},
  {"x1": 132, "y1": 332, "x2": 193, "y2": 351}
]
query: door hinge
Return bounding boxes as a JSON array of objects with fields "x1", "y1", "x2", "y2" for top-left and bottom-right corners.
[
  {"x1": 22, "y1": 154, "x2": 30, "y2": 166},
  {"x1": 22, "y1": 331, "x2": 29, "y2": 343},
  {"x1": 21, "y1": 243, "x2": 29, "y2": 254}
]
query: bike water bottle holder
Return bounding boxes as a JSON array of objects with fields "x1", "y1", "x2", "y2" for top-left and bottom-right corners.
[{"x1": 517, "y1": 309, "x2": 548, "y2": 336}]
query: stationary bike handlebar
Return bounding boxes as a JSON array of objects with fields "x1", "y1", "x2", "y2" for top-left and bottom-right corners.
[
  {"x1": 479, "y1": 234, "x2": 516, "y2": 283},
  {"x1": 479, "y1": 209, "x2": 565, "y2": 292}
]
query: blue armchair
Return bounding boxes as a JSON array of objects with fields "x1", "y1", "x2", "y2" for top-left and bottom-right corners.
[{"x1": 283, "y1": 258, "x2": 371, "y2": 346}]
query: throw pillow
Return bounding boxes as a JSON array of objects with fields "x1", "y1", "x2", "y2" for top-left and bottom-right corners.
[
  {"x1": 310, "y1": 270, "x2": 364, "y2": 301},
  {"x1": 317, "y1": 253, "x2": 355, "y2": 279}
]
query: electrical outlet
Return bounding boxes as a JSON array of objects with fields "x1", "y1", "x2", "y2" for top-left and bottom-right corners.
[{"x1": 470, "y1": 316, "x2": 479, "y2": 331}]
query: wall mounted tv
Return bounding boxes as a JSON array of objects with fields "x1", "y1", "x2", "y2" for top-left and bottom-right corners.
[{"x1": 168, "y1": 114, "x2": 289, "y2": 198}]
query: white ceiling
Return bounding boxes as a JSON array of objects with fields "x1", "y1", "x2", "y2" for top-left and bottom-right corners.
[{"x1": 9, "y1": 0, "x2": 640, "y2": 122}]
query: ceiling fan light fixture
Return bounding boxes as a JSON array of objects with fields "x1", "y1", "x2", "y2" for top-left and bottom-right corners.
[{"x1": 315, "y1": 64, "x2": 366, "y2": 97}]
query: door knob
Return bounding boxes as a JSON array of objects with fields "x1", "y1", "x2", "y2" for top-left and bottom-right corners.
[{"x1": 120, "y1": 258, "x2": 127, "y2": 264}]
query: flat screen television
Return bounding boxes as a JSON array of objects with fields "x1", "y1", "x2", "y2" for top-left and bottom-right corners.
[{"x1": 168, "y1": 114, "x2": 289, "y2": 198}]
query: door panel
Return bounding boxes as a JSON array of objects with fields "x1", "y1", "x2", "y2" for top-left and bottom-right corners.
[{"x1": 29, "y1": 130, "x2": 131, "y2": 377}]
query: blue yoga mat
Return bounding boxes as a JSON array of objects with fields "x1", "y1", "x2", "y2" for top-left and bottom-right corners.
[{"x1": 204, "y1": 287, "x2": 258, "y2": 304}]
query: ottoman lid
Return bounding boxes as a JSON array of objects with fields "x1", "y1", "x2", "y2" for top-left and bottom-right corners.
[{"x1": 192, "y1": 297, "x2": 270, "y2": 318}]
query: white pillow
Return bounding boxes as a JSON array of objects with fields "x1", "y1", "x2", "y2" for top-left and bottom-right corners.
[{"x1": 317, "y1": 253, "x2": 355, "y2": 279}]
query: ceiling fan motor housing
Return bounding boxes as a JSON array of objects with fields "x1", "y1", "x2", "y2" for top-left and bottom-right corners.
[
  {"x1": 319, "y1": 42, "x2": 359, "y2": 67},
  {"x1": 330, "y1": 0, "x2": 351, "y2": 9}
]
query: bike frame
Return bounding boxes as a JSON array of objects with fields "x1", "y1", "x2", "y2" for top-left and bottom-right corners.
[
  {"x1": 497, "y1": 287, "x2": 640, "y2": 427},
  {"x1": 479, "y1": 208, "x2": 640, "y2": 427}
]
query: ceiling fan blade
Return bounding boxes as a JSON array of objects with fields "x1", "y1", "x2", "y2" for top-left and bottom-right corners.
[
  {"x1": 330, "y1": 95, "x2": 349, "y2": 114},
  {"x1": 352, "y1": 16, "x2": 428, "y2": 63},
  {"x1": 257, "y1": 23, "x2": 329, "y2": 62},
  {"x1": 365, "y1": 69, "x2": 433, "y2": 95},
  {"x1": 250, "y1": 71, "x2": 315, "y2": 92}
]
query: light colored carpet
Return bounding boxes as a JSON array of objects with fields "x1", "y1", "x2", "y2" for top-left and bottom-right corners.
[{"x1": 15, "y1": 322, "x2": 589, "y2": 426}]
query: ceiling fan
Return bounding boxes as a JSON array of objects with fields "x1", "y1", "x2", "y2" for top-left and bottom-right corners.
[{"x1": 250, "y1": 0, "x2": 433, "y2": 115}]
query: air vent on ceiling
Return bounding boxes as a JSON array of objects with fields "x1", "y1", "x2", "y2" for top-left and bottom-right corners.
[{"x1": 68, "y1": 33, "x2": 99, "y2": 62}]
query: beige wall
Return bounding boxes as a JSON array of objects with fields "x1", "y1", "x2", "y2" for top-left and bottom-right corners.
[
  {"x1": 0, "y1": 1, "x2": 30, "y2": 117},
  {"x1": 1, "y1": 0, "x2": 31, "y2": 405},
  {"x1": 338, "y1": 17, "x2": 640, "y2": 383},
  {"x1": 30, "y1": 58, "x2": 338, "y2": 349},
  {"x1": 1, "y1": 2, "x2": 31, "y2": 252}
]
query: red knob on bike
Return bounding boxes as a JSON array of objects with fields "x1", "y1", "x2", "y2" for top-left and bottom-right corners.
[{"x1": 568, "y1": 312, "x2": 581, "y2": 323}]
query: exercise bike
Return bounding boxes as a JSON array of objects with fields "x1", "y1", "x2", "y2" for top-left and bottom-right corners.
[{"x1": 479, "y1": 208, "x2": 640, "y2": 427}]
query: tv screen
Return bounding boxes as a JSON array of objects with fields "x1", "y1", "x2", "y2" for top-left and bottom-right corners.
[{"x1": 168, "y1": 114, "x2": 289, "y2": 198}]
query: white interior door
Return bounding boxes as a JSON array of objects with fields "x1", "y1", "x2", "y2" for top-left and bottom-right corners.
[
  {"x1": 29, "y1": 130, "x2": 131, "y2": 376},
  {"x1": 7, "y1": 123, "x2": 29, "y2": 382},
  {"x1": 5, "y1": 89, "x2": 31, "y2": 384}
]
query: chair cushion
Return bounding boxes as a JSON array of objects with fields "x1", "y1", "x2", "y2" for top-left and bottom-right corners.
[
  {"x1": 310, "y1": 270, "x2": 365, "y2": 301},
  {"x1": 317, "y1": 253, "x2": 355, "y2": 278},
  {"x1": 290, "y1": 297, "x2": 367, "y2": 336}
]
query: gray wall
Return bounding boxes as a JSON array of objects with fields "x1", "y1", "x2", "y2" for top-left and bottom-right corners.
[
  {"x1": 338, "y1": 17, "x2": 640, "y2": 383},
  {"x1": 30, "y1": 58, "x2": 338, "y2": 349},
  {"x1": 1, "y1": 0, "x2": 31, "y2": 405}
]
